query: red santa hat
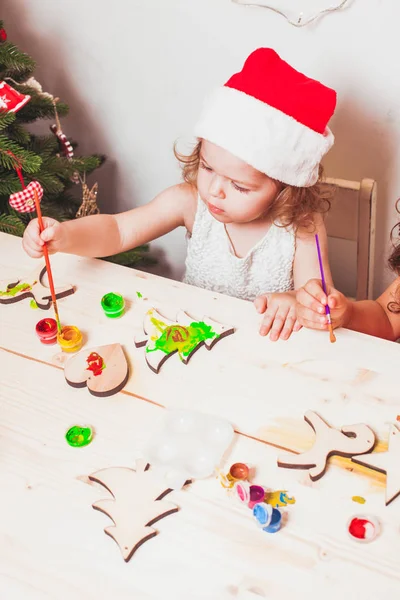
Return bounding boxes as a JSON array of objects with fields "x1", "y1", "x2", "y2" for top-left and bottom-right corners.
[{"x1": 195, "y1": 48, "x2": 337, "y2": 187}]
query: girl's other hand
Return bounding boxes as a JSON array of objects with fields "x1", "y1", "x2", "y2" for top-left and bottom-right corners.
[
  {"x1": 296, "y1": 279, "x2": 350, "y2": 330},
  {"x1": 254, "y1": 292, "x2": 302, "y2": 341},
  {"x1": 22, "y1": 217, "x2": 64, "y2": 258}
]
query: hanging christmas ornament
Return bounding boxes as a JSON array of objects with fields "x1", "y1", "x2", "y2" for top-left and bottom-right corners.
[
  {"x1": 0, "y1": 27, "x2": 7, "y2": 43},
  {"x1": 50, "y1": 99, "x2": 79, "y2": 183},
  {"x1": 7, "y1": 151, "x2": 43, "y2": 214},
  {"x1": 9, "y1": 180, "x2": 43, "y2": 213},
  {"x1": 0, "y1": 80, "x2": 30, "y2": 113},
  {"x1": 76, "y1": 179, "x2": 99, "y2": 218}
]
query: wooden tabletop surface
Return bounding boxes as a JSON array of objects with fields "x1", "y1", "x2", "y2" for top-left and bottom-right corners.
[{"x1": 0, "y1": 231, "x2": 399, "y2": 600}]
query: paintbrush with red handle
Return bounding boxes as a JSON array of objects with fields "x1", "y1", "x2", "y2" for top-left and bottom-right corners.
[
  {"x1": 33, "y1": 188, "x2": 62, "y2": 334},
  {"x1": 315, "y1": 233, "x2": 336, "y2": 343}
]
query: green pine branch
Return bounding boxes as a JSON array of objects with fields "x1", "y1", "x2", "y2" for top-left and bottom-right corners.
[
  {"x1": 0, "y1": 111, "x2": 16, "y2": 131},
  {"x1": 0, "y1": 213, "x2": 26, "y2": 236},
  {"x1": 102, "y1": 247, "x2": 157, "y2": 268},
  {"x1": 0, "y1": 20, "x2": 156, "y2": 270},
  {"x1": 0, "y1": 42, "x2": 36, "y2": 79},
  {"x1": 0, "y1": 136, "x2": 42, "y2": 171},
  {"x1": 17, "y1": 96, "x2": 69, "y2": 124},
  {"x1": 6, "y1": 121, "x2": 31, "y2": 145},
  {"x1": 0, "y1": 171, "x2": 23, "y2": 196}
]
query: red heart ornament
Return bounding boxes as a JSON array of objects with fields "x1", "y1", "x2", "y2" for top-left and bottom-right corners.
[{"x1": 9, "y1": 180, "x2": 43, "y2": 213}]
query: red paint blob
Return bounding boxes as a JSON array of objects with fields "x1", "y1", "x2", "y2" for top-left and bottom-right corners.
[
  {"x1": 349, "y1": 518, "x2": 370, "y2": 539},
  {"x1": 35, "y1": 318, "x2": 57, "y2": 344},
  {"x1": 86, "y1": 352, "x2": 104, "y2": 376}
]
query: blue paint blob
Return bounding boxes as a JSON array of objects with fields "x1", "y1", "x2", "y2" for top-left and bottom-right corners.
[
  {"x1": 262, "y1": 508, "x2": 282, "y2": 533},
  {"x1": 253, "y1": 502, "x2": 273, "y2": 527}
]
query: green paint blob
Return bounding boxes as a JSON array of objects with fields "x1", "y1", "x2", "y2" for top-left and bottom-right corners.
[
  {"x1": 136, "y1": 291, "x2": 143, "y2": 299},
  {"x1": 0, "y1": 282, "x2": 32, "y2": 297},
  {"x1": 30, "y1": 299, "x2": 38, "y2": 309},
  {"x1": 65, "y1": 426, "x2": 93, "y2": 448},
  {"x1": 101, "y1": 292, "x2": 125, "y2": 318},
  {"x1": 146, "y1": 315, "x2": 218, "y2": 360}
]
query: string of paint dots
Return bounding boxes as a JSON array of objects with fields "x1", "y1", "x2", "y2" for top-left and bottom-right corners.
[
  {"x1": 217, "y1": 462, "x2": 296, "y2": 533},
  {"x1": 219, "y1": 464, "x2": 382, "y2": 542}
]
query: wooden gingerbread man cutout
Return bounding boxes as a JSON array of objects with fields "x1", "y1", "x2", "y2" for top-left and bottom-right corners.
[
  {"x1": 0, "y1": 264, "x2": 74, "y2": 309},
  {"x1": 89, "y1": 460, "x2": 181, "y2": 561},
  {"x1": 352, "y1": 424, "x2": 400, "y2": 505},
  {"x1": 277, "y1": 411, "x2": 376, "y2": 481}
]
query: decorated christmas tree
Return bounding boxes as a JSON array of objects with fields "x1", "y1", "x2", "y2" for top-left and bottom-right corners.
[{"x1": 0, "y1": 20, "x2": 153, "y2": 268}]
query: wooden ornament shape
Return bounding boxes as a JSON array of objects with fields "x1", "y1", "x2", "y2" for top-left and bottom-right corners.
[
  {"x1": 134, "y1": 308, "x2": 235, "y2": 373},
  {"x1": 277, "y1": 411, "x2": 376, "y2": 481},
  {"x1": 89, "y1": 461, "x2": 179, "y2": 561},
  {"x1": 64, "y1": 343, "x2": 129, "y2": 397},
  {"x1": 0, "y1": 265, "x2": 74, "y2": 309},
  {"x1": 351, "y1": 424, "x2": 400, "y2": 505}
]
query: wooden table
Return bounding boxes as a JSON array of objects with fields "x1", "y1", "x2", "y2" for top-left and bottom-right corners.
[{"x1": 0, "y1": 231, "x2": 399, "y2": 600}]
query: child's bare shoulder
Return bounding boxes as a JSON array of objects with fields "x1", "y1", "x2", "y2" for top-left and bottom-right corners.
[{"x1": 160, "y1": 182, "x2": 197, "y2": 232}]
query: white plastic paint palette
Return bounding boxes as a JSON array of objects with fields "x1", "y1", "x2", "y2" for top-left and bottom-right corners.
[{"x1": 145, "y1": 409, "x2": 234, "y2": 489}]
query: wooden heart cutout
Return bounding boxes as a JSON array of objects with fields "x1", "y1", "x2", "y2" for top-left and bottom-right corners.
[{"x1": 64, "y1": 344, "x2": 129, "y2": 397}]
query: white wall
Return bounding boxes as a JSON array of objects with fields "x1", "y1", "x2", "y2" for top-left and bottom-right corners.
[{"x1": 3, "y1": 0, "x2": 400, "y2": 294}]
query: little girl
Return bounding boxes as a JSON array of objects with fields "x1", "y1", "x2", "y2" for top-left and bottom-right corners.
[
  {"x1": 23, "y1": 48, "x2": 337, "y2": 340},
  {"x1": 296, "y1": 202, "x2": 400, "y2": 341}
]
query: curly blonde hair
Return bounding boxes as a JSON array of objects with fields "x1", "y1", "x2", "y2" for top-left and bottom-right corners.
[{"x1": 174, "y1": 140, "x2": 331, "y2": 232}]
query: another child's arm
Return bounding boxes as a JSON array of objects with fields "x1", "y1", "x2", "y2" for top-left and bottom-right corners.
[
  {"x1": 255, "y1": 216, "x2": 332, "y2": 341},
  {"x1": 296, "y1": 277, "x2": 400, "y2": 341},
  {"x1": 23, "y1": 183, "x2": 196, "y2": 258}
]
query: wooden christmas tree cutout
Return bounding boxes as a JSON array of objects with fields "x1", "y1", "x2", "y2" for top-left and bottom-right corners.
[
  {"x1": 64, "y1": 343, "x2": 129, "y2": 397},
  {"x1": 0, "y1": 264, "x2": 74, "y2": 309},
  {"x1": 134, "y1": 308, "x2": 235, "y2": 373},
  {"x1": 351, "y1": 424, "x2": 400, "y2": 505},
  {"x1": 89, "y1": 460, "x2": 180, "y2": 561},
  {"x1": 277, "y1": 411, "x2": 376, "y2": 481}
]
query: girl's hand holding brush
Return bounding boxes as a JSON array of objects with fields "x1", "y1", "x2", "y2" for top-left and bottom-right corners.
[{"x1": 296, "y1": 279, "x2": 352, "y2": 332}]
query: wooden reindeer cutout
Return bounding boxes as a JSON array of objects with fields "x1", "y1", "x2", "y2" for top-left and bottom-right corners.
[
  {"x1": 89, "y1": 460, "x2": 181, "y2": 561},
  {"x1": 277, "y1": 411, "x2": 376, "y2": 481},
  {"x1": 0, "y1": 265, "x2": 74, "y2": 309},
  {"x1": 352, "y1": 424, "x2": 400, "y2": 505},
  {"x1": 134, "y1": 308, "x2": 235, "y2": 373}
]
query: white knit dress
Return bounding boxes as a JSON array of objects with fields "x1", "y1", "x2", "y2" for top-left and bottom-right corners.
[{"x1": 183, "y1": 198, "x2": 295, "y2": 301}]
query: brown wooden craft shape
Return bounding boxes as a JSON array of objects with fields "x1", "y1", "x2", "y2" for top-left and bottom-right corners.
[
  {"x1": 64, "y1": 343, "x2": 129, "y2": 397},
  {"x1": 89, "y1": 460, "x2": 180, "y2": 561},
  {"x1": 134, "y1": 308, "x2": 235, "y2": 373},
  {"x1": 0, "y1": 265, "x2": 74, "y2": 309},
  {"x1": 351, "y1": 424, "x2": 400, "y2": 505},
  {"x1": 277, "y1": 410, "x2": 376, "y2": 481}
]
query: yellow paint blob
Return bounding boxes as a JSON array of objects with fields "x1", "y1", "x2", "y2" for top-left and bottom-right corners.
[
  {"x1": 352, "y1": 495, "x2": 366, "y2": 504},
  {"x1": 57, "y1": 325, "x2": 83, "y2": 353}
]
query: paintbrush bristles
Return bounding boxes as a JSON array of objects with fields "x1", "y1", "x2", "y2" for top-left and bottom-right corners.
[{"x1": 328, "y1": 323, "x2": 336, "y2": 344}]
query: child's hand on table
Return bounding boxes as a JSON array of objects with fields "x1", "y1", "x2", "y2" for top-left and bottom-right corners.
[
  {"x1": 296, "y1": 279, "x2": 351, "y2": 330},
  {"x1": 254, "y1": 292, "x2": 302, "y2": 341},
  {"x1": 23, "y1": 217, "x2": 66, "y2": 258}
]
